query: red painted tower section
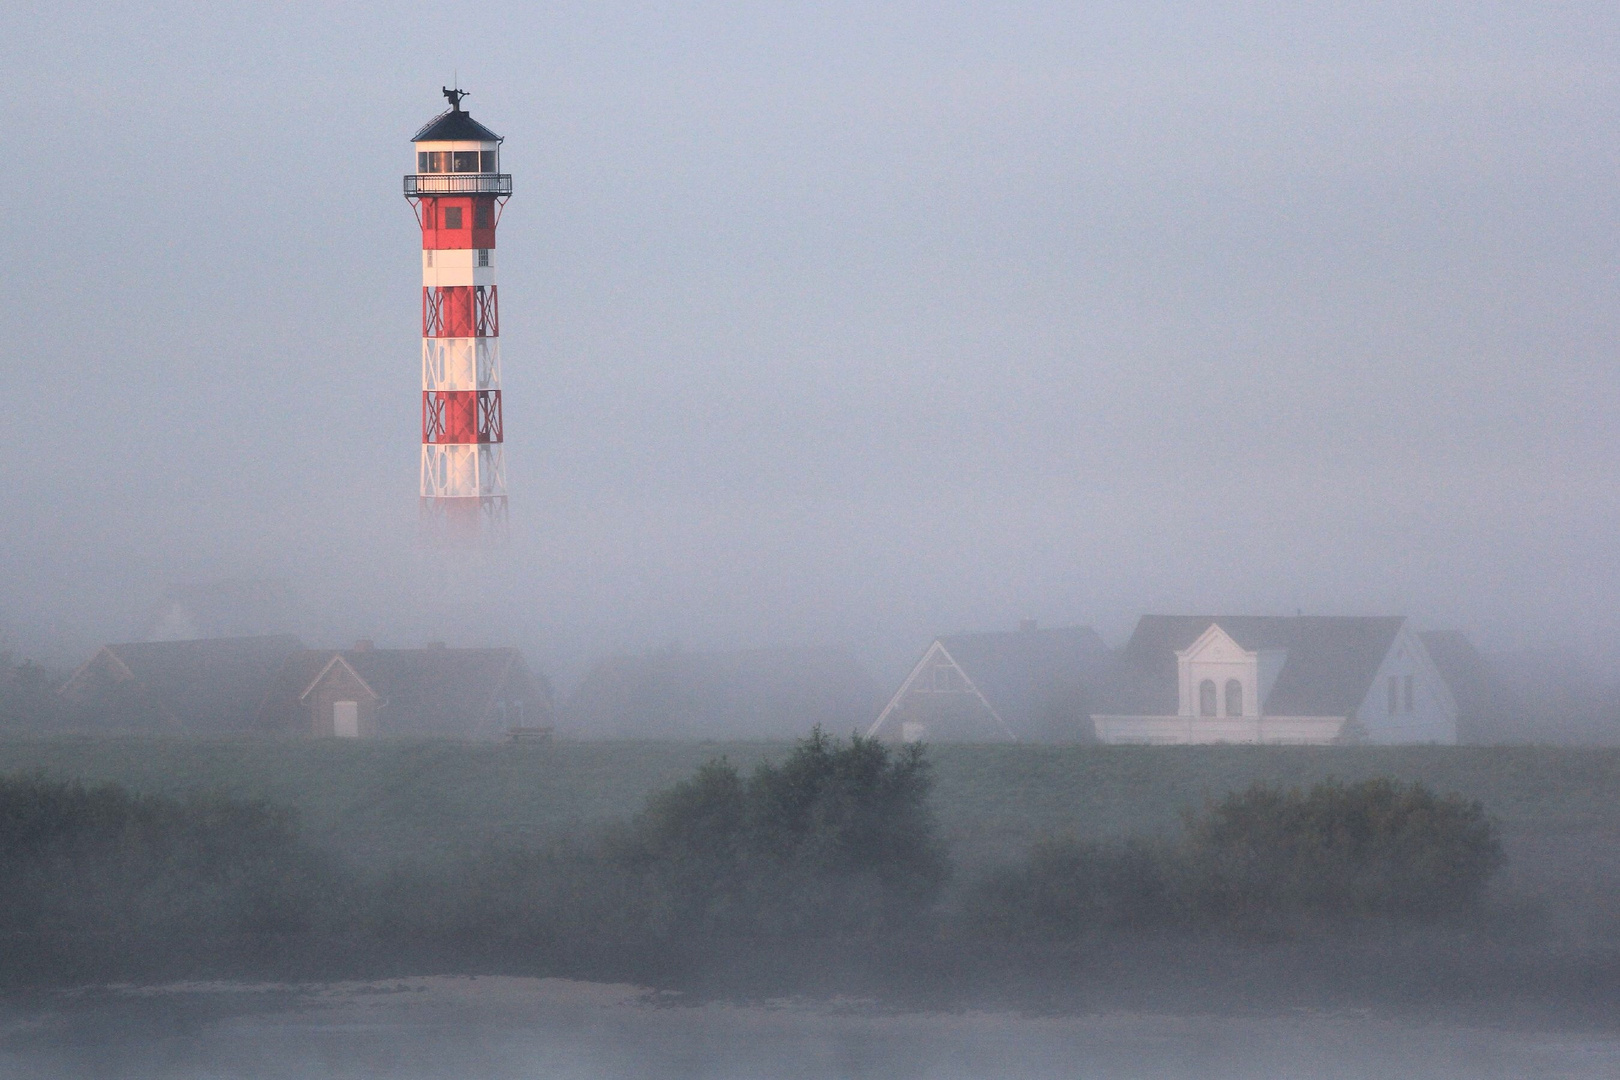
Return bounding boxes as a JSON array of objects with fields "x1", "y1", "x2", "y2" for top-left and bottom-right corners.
[{"x1": 404, "y1": 88, "x2": 512, "y2": 540}]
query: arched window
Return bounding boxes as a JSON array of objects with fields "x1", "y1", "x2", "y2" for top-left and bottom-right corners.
[
  {"x1": 1225, "y1": 679, "x2": 1243, "y2": 718},
  {"x1": 1199, "y1": 679, "x2": 1217, "y2": 717}
]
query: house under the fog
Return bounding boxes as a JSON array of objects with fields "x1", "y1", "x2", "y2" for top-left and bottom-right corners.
[
  {"x1": 868, "y1": 622, "x2": 1110, "y2": 743},
  {"x1": 59, "y1": 635, "x2": 305, "y2": 733},
  {"x1": 257, "y1": 642, "x2": 548, "y2": 739},
  {"x1": 564, "y1": 644, "x2": 880, "y2": 739}
]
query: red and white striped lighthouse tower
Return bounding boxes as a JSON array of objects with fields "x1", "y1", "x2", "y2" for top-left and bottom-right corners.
[{"x1": 405, "y1": 87, "x2": 513, "y2": 539}]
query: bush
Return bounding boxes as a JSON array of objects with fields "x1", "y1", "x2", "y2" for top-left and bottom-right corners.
[
  {"x1": 967, "y1": 778, "x2": 1505, "y2": 941},
  {"x1": 1182, "y1": 778, "x2": 1504, "y2": 927},
  {"x1": 622, "y1": 728, "x2": 950, "y2": 938},
  {"x1": 0, "y1": 773, "x2": 333, "y2": 983},
  {"x1": 965, "y1": 836, "x2": 1175, "y2": 941}
]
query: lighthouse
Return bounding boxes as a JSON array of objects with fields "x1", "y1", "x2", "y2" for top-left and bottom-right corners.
[{"x1": 405, "y1": 87, "x2": 512, "y2": 539}]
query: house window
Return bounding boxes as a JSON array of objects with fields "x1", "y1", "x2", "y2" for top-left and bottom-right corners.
[
  {"x1": 477, "y1": 249, "x2": 490, "y2": 267},
  {"x1": 1404, "y1": 674, "x2": 1414, "y2": 713},
  {"x1": 443, "y1": 206, "x2": 463, "y2": 229},
  {"x1": 1199, "y1": 679, "x2": 1217, "y2": 717},
  {"x1": 1225, "y1": 679, "x2": 1243, "y2": 718},
  {"x1": 474, "y1": 202, "x2": 494, "y2": 228},
  {"x1": 333, "y1": 700, "x2": 359, "y2": 738},
  {"x1": 1388, "y1": 675, "x2": 1399, "y2": 714}
]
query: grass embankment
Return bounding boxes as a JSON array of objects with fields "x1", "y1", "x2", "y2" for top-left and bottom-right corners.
[{"x1": 0, "y1": 738, "x2": 1617, "y2": 933}]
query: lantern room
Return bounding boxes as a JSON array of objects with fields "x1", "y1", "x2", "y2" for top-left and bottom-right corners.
[{"x1": 403, "y1": 88, "x2": 511, "y2": 198}]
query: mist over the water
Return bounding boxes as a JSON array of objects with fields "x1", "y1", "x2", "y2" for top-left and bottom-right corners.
[{"x1": 1, "y1": 2, "x2": 1616, "y2": 682}]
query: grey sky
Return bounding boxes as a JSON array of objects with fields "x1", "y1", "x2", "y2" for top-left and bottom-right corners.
[{"x1": 1, "y1": 1, "x2": 1616, "y2": 681}]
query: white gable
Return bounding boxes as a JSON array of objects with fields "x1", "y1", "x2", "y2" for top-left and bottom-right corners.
[
  {"x1": 1354, "y1": 624, "x2": 1458, "y2": 744},
  {"x1": 1179, "y1": 623, "x2": 1249, "y2": 664},
  {"x1": 868, "y1": 639, "x2": 1016, "y2": 741}
]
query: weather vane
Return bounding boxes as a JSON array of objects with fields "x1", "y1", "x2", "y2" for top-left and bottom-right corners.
[{"x1": 442, "y1": 86, "x2": 468, "y2": 112}]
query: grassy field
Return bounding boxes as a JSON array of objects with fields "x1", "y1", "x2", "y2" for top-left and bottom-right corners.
[{"x1": 2, "y1": 737, "x2": 1618, "y2": 935}]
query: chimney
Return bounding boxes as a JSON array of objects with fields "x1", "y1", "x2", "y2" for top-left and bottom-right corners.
[
  {"x1": 352, "y1": 638, "x2": 374, "y2": 652},
  {"x1": 1019, "y1": 618, "x2": 1038, "y2": 633}
]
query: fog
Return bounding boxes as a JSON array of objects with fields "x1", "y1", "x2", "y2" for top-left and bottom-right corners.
[{"x1": 1, "y1": 1, "x2": 1616, "y2": 682}]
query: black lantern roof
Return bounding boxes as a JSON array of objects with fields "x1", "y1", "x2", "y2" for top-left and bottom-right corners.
[
  {"x1": 412, "y1": 109, "x2": 502, "y2": 143},
  {"x1": 412, "y1": 87, "x2": 502, "y2": 142}
]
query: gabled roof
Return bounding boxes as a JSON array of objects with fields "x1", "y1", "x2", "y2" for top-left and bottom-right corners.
[
  {"x1": 297, "y1": 654, "x2": 380, "y2": 703},
  {"x1": 412, "y1": 108, "x2": 502, "y2": 143},
  {"x1": 565, "y1": 645, "x2": 880, "y2": 739},
  {"x1": 260, "y1": 646, "x2": 542, "y2": 736},
  {"x1": 1102, "y1": 616, "x2": 1406, "y2": 717},
  {"x1": 61, "y1": 635, "x2": 305, "y2": 732},
  {"x1": 932, "y1": 625, "x2": 1111, "y2": 737}
]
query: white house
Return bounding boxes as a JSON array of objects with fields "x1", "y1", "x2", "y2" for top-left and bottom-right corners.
[{"x1": 1091, "y1": 615, "x2": 1457, "y2": 745}]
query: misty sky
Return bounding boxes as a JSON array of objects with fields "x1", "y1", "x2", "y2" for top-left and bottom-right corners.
[{"x1": 1, "y1": 2, "x2": 1616, "y2": 682}]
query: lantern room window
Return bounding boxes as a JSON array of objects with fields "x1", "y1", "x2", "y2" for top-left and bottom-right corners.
[
  {"x1": 453, "y1": 151, "x2": 480, "y2": 172},
  {"x1": 480, "y1": 149, "x2": 499, "y2": 172}
]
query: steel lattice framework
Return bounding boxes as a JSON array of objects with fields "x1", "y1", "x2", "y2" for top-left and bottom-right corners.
[{"x1": 405, "y1": 89, "x2": 512, "y2": 540}]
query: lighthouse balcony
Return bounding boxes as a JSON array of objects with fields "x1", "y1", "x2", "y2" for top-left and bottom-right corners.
[{"x1": 404, "y1": 173, "x2": 513, "y2": 196}]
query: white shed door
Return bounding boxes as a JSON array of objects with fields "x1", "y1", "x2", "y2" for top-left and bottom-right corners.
[{"x1": 333, "y1": 700, "x2": 359, "y2": 738}]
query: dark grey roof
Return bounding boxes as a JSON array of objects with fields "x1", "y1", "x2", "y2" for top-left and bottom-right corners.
[
  {"x1": 1101, "y1": 616, "x2": 1405, "y2": 717},
  {"x1": 63, "y1": 635, "x2": 305, "y2": 732},
  {"x1": 936, "y1": 626, "x2": 1110, "y2": 736},
  {"x1": 412, "y1": 108, "x2": 501, "y2": 143},
  {"x1": 261, "y1": 647, "x2": 544, "y2": 736},
  {"x1": 565, "y1": 645, "x2": 881, "y2": 739}
]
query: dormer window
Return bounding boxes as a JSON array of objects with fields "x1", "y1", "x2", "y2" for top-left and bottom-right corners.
[{"x1": 1177, "y1": 623, "x2": 1261, "y2": 721}]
